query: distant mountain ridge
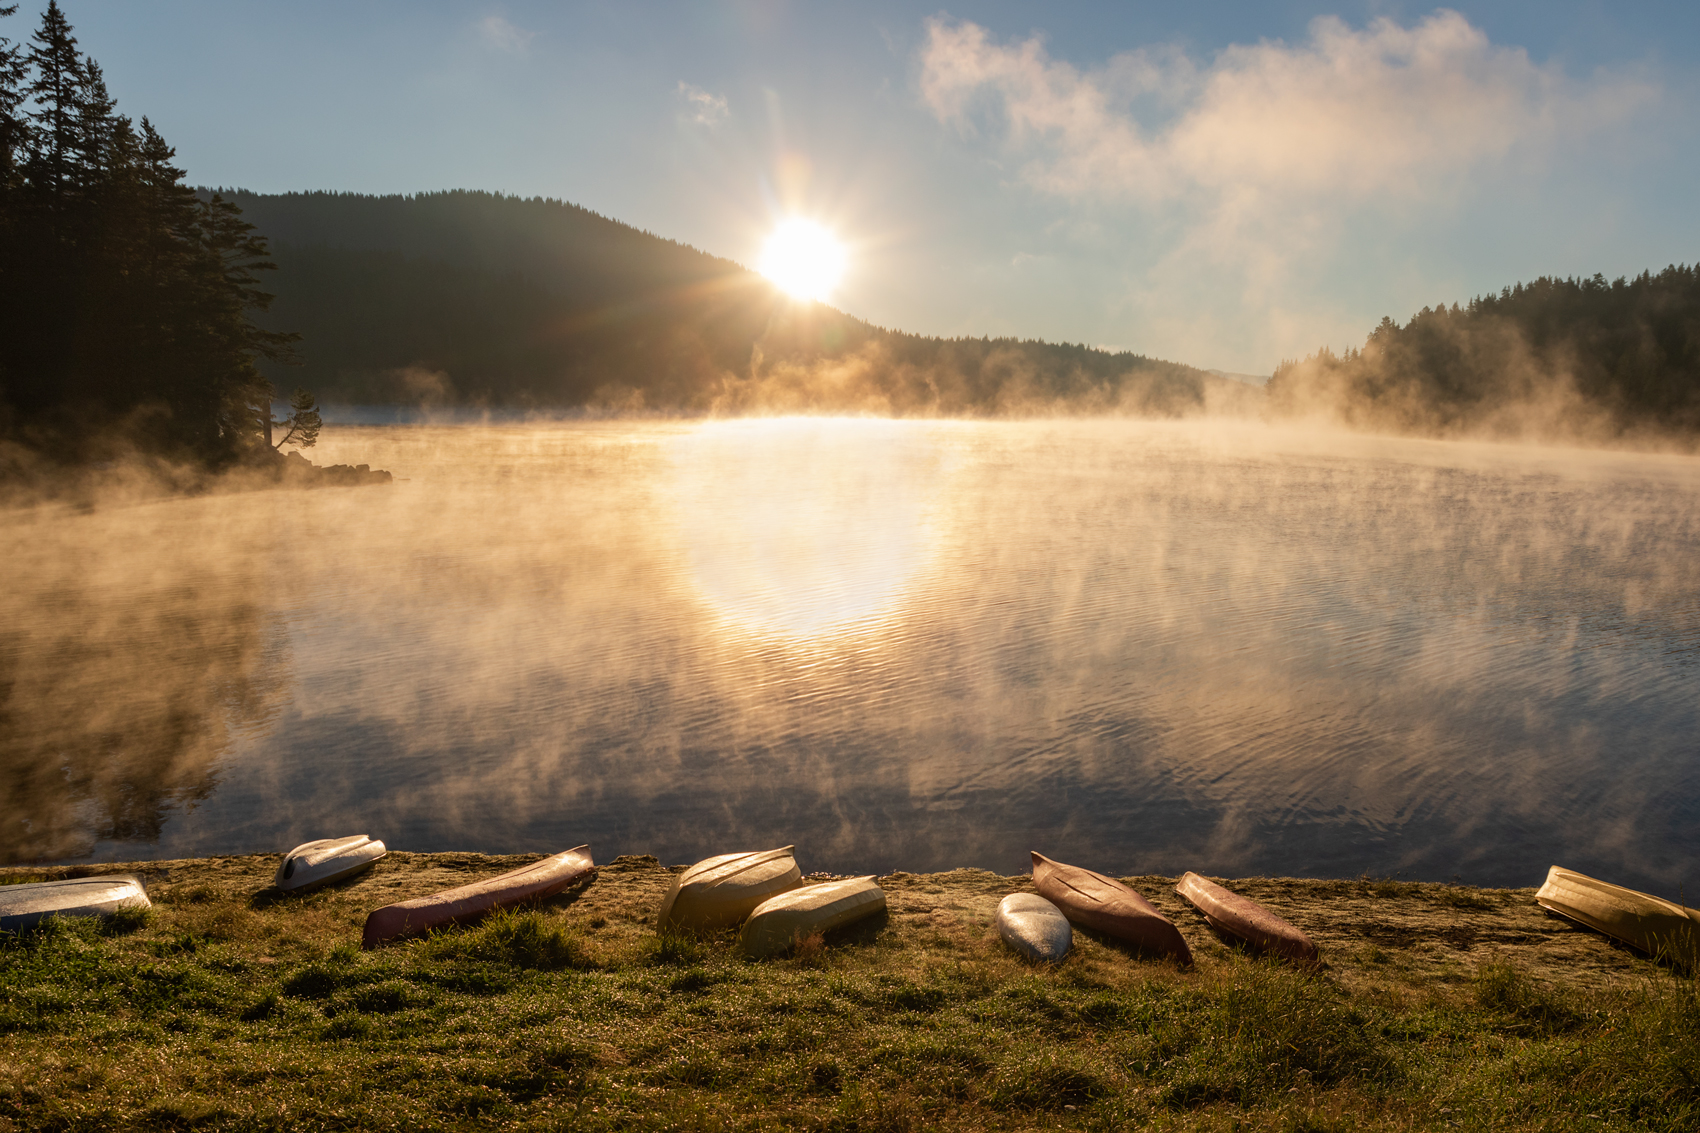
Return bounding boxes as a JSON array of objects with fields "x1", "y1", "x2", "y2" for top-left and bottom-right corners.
[{"x1": 224, "y1": 189, "x2": 1243, "y2": 417}]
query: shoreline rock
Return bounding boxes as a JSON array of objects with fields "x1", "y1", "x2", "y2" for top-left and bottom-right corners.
[{"x1": 277, "y1": 449, "x2": 393, "y2": 487}]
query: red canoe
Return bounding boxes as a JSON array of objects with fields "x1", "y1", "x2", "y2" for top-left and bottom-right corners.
[
  {"x1": 1175, "y1": 872, "x2": 1319, "y2": 966},
  {"x1": 1031, "y1": 852, "x2": 1192, "y2": 963},
  {"x1": 362, "y1": 846, "x2": 595, "y2": 948}
]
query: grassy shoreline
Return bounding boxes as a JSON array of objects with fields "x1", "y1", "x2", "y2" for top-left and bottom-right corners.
[{"x1": 3, "y1": 853, "x2": 1696, "y2": 1131}]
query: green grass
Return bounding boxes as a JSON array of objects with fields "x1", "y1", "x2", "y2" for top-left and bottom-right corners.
[
  {"x1": 4, "y1": 895, "x2": 1700, "y2": 1133},
  {"x1": 2, "y1": 857, "x2": 1696, "y2": 1131}
]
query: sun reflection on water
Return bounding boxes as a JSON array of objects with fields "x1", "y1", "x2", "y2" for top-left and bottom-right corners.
[{"x1": 665, "y1": 417, "x2": 947, "y2": 637}]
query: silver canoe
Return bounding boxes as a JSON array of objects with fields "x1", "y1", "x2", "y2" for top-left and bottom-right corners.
[
  {"x1": 996, "y1": 892, "x2": 1072, "y2": 962},
  {"x1": 275, "y1": 835, "x2": 388, "y2": 893},
  {"x1": 0, "y1": 874, "x2": 152, "y2": 932}
]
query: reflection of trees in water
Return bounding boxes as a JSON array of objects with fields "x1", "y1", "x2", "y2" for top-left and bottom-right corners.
[{"x1": 0, "y1": 581, "x2": 288, "y2": 863}]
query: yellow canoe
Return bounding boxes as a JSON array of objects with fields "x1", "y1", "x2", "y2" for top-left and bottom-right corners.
[
  {"x1": 1535, "y1": 865, "x2": 1700, "y2": 966},
  {"x1": 657, "y1": 846, "x2": 803, "y2": 932},
  {"x1": 739, "y1": 876, "x2": 886, "y2": 957}
]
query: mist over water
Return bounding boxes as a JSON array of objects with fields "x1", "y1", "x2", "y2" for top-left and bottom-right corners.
[{"x1": 4, "y1": 419, "x2": 1697, "y2": 892}]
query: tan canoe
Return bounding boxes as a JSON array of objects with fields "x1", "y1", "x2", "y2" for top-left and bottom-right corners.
[
  {"x1": 658, "y1": 846, "x2": 802, "y2": 932},
  {"x1": 739, "y1": 876, "x2": 886, "y2": 957},
  {"x1": 1174, "y1": 872, "x2": 1319, "y2": 966},
  {"x1": 1031, "y1": 851, "x2": 1191, "y2": 963},
  {"x1": 1536, "y1": 865, "x2": 1700, "y2": 966},
  {"x1": 362, "y1": 846, "x2": 595, "y2": 948}
]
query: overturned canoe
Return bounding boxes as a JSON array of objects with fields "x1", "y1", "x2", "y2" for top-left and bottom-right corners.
[
  {"x1": 997, "y1": 892, "x2": 1072, "y2": 962},
  {"x1": 362, "y1": 846, "x2": 594, "y2": 948},
  {"x1": 740, "y1": 876, "x2": 887, "y2": 958},
  {"x1": 1536, "y1": 865, "x2": 1700, "y2": 966},
  {"x1": 275, "y1": 835, "x2": 387, "y2": 894},
  {"x1": 1175, "y1": 872, "x2": 1319, "y2": 965},
  {"x1": 1031, "y1": 852, "x2": 1191, "y2": 963},
  {"x1": 0, "y1": 874, "x2": 152, "y2": 933},
  {"x1": 658, "y1": 846, "x2": 802, "y2": 933}
]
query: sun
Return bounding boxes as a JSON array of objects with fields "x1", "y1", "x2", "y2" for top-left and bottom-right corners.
[{"x1": 758, "y1": 218, "x2": 847, "y2": 302}]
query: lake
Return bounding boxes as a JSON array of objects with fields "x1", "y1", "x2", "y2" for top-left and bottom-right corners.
[{"x1": 4, "y1": 418, "x2": 1697, "y2": 892}]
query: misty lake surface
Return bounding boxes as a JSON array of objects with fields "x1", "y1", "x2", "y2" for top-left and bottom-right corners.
[{"x1": 5, "y1": 419, "x2": 1698, "y2": 891}]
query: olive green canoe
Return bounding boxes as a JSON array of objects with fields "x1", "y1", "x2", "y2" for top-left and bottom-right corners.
[{"x1": 1535, "y1": 865, "x2": 1700, "y2": 966}]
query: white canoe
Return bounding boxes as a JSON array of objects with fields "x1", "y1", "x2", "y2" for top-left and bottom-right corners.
[
  {"x1": 275, "y1": 835, "x2": 388, "y2": 893},
  {"x1": 0, "y1": 874, "x2": 152, "y2": 933},
  {"x1": 1536, "y1": 865, "x2": 1700, "y2": 965},
  {"x1": 997, "y1": 892, "x2": 1071, "y2": 962},
  {"x1": 657, "y1": 846, "x2": 802, "y2": 932},
  {"x1": 740, "y1": 876, "x2": 886, "y2": 957}
]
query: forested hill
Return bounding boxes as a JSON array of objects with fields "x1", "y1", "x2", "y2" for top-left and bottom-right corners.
[
  {"x1": 227, "y1": 190, "x2": 1239, "y2": 416},
  {"x1": 1266, "y1": 267, "x2": 1700, "y2": 442}
]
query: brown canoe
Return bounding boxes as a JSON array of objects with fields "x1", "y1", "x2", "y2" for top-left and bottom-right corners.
[
  {"x1": 362, "y1": 845, "x2": 595, "y2": 948},
  {"x1": 1175, "y1": 871, "x2": 1319, "y2": 966},
  {"x1": 1031, "y1": 851, "x2": 1192, "y2": 963}
]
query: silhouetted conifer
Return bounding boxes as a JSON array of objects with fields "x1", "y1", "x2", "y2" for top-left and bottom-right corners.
[{"x1": 0, "y1": 1, "x2": 300, "y2": 465}]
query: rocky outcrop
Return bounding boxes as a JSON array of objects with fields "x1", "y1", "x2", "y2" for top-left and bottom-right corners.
[{"x1": 278, "y1": 450, "x2": 392, "y2": 487}]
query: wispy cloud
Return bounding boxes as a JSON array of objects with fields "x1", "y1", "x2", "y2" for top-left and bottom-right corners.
[
  {"x1": 917, "y1": 11, "x2": 1659, "y2": 367},
  {"x1": 678, "y1": 82, "x2": 730, "y2": 128},
  {"x1": 479, "y1": 14, "x2": 535, "y2": 55},
  {"x1": 920, "y1": 11, "x2": 1652, "y2": 205}
]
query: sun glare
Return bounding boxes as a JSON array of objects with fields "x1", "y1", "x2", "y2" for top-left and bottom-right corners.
[{"x1": 758, "y1": 218, "x2": 847, "y2": 302}]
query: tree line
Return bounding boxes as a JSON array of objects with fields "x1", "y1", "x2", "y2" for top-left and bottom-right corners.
[
  {"x1": 1266, "y1": 266, "x2": 1700, "y2": 439},
  {"x1": 0, "y1": 2, "x2": 311, "y2": 466}
]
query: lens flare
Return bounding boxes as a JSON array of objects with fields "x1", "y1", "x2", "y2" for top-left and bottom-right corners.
[{"x1": 758, "y1": 218, "x2": 847, "y2": 302}]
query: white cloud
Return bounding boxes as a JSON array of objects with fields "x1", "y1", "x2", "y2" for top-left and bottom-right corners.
[
  {"x1": 479, "y1": 14, "x2": 535, "y2": 55},
  {"x1": 917, "y1": 10, "x2": 1659, "y2": 368},
  {"x1": 677, "y1": 82, "x2": 730, "y2": 128},
  {"x1": 920, "y1": 11, "x2": 1652, "y2": 204}
]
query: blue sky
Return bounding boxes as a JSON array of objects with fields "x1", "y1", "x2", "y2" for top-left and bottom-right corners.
[{"x1": 16, "y1": 2, "x2": 1700, "y2": 374}]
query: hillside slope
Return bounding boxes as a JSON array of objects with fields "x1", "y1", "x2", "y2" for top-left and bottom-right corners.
[{"x1": 227, "y1": 190, "x2": 1233, "y2": 416}]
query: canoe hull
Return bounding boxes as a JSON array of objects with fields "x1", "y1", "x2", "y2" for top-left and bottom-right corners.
[
  {"x1": 658, "y1": 847, "x2": 803, "y2": 932},
  {"x1": 275, "y1": 835, "x2": 387, "y2": 894},
  {"x1": 1535, "y1": 865, "x2": 1700, "y2": 966},
  {"x1": 1031, "y1": 852, "x2": 1191, "y2": 963},
  {"x1": 362, "y1": 846, "x2": 595, "y2": 948},
  {"x1": 0, "y1": 874, "x2": 152, "y2": 933},
  {"x1": 997, "y1": 892, "x2": 1072, "y2": 962},
  {"x1": 1174, "y1": 872, "x2": 1319, "y2": 966},
  {"x1": 740, "y1": 876, "x2": 887, "y2": 957}
]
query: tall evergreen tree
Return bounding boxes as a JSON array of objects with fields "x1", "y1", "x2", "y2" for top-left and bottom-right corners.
[
  {"x1": 0, "y1": 1, "x2": 303, "y2": 465},
  {"x1": 23, "y1": 0, "x2": 80, "y2": 219},
  {"x1": 0, "y1": 4, "x2": 27, "y2": 190}
]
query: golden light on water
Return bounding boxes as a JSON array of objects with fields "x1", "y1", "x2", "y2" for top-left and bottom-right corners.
[
  {"x1": 666, "y1": 418, "x2": 942, "y2": 636},
  {"x1": 758, "y1": 218, "x2": 847, "y2": 302}
]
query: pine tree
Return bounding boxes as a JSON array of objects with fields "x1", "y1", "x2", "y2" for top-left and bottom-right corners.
[
  {"x1": 0, "y1": 1, "x2": 306, "y2": 465},
  {"x1": 24, "y1": 0, "x2": 81, "y2": 219},
  {"x1": 0, "y1": 4, "x2": 27, "y2": 191}
]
